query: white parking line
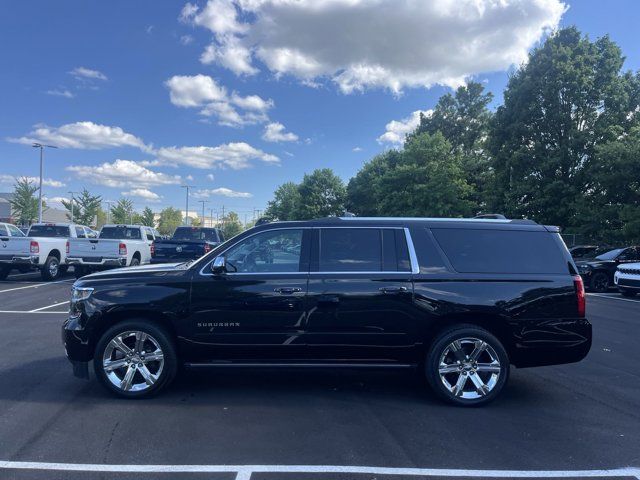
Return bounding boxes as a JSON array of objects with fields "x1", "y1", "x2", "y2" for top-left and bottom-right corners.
[
  {"x1": 587, "y1": 293, "x2": 640, "y2": 304},
  {"x1": 29, "y1": 300, "x2": 69, "y2": 312},
  {"x1": 0, "y1": 310, "x2": 68, "y2": 314},
  {"x1": 0, "y1": 279, "x2": 73, "y2": 294},
  {"x1": 0, "y1": 462, "x2": 638, "y2": 479}
]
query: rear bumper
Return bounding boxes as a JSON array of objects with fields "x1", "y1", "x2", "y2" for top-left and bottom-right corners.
[
  {"x1": 66, "y1": 257, "x2": 126, "y2": 267},
  {"x1": 509, "y1": 318, "x2": 592, "y2": 368},
  {"x1": 0, "y1": 255, "x2": 39, "y2": 266}
]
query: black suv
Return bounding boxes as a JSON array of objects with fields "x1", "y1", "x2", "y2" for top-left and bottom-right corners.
[
  {"x1": 63, "y1": 217, "x2": 591, "y2": 406},
  {"x1": 575, "y1": 246, "x2": 640, "y2": 292}
]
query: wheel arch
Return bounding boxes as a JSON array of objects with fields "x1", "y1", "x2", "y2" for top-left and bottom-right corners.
[
  {"x1": 47, "y1": 249, "x2": 61, "y2": 260},
  {"x1": 90, "y1": 310, "x2": 178, "y2": 359}
]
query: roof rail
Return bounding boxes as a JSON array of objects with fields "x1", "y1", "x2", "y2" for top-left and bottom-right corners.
[{"x1": 473, "y1": 214, "x2": 507, "y2": 219}]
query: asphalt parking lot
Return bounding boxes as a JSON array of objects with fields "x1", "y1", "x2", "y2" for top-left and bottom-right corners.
[{"x1": 0, "y1": 271, "x2": 639, "y2": 480}]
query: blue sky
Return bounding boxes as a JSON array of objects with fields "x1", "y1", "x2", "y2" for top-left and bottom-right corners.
[{"x1": 1, "y1": 0, "x2": 638, "y2": 221}]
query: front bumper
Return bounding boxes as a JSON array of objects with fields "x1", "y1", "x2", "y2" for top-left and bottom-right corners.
[{"x1": 614, "y1": 271, "x2": 640, "y2": 290}]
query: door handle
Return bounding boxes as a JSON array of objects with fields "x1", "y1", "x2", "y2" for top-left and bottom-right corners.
[
  {"x1": 379, "y1": 286, "x2": 408, "y2": 294},
  {"x1": 274, "y1": 287, "x2": 302, "y2": 294}
]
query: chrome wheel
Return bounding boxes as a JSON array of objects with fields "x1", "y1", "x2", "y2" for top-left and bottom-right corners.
[
  {"x1": 102, "y1": 331, "x2": 165, "y2": 393},
  {"x1": 438, "y1": 337, "x2": 501, "y2": 400},
  {"x1": 49, "y1": 259, "x2": 59, "y2": 277}
]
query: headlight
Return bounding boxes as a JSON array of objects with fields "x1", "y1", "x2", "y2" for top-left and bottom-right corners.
[
  {"x1": 71, "y1": 286, "x2": 94, "y2": 303},
  {"x1": 577, "y1": 265, "x2": 591, "y2": 273}
]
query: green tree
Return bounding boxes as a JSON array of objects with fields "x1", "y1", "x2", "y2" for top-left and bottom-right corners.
[
  {"x1": 110, "y1": 198, "x2": 134, "y2": 224},
  {"x1": 347, "y1": 150, "x2": 401, "y2": 216},
  {"x1": 9, "y1": 177, "x2": 42, "y2": 225},
  {"x1": 96, "y1": 208, "x2": 108, "y2": 229},
  {"x1": 264, "y1": 182, "x2": 301, "y2": 220},
  {"x1": 139, "y1": 207, "x2": 156, "y2": 227},
  {"x1": 296, "y1": 169, "x2": 347, "y2": 219},
  {"x1": 62, "y1": 188, "x2": 102, "y2": 225},
  {"x1": 157, "y1": 207, "x2": 183, "y2": 235},
  {"x1": 190, "y1": 216, "x2": 202, "y2": 227},
  {"x1": 221, "y1": 211, "x2": 243, "y2": 238},
  {"x1": 489, "y1": 27, "x2": 639, "y2": 229}
]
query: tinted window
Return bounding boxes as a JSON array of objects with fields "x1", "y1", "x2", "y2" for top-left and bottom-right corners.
[
  {"x1": 7, "y1": 225, "x2": 25, "y2": 237},
  {"x1": 28, "y1": 225, "x2": 70, "y2": 237},
  {"x1": 0, "y1": 225, "x2": 8, "y2": 236},
  {"x1": 225, "y1": 229, "x2": 303, "y2": 273},
  {"x1": 595, "y1": 248, "x2": 624, "y2": 261},
  {"x1": 410, "y1": 227, "x2": 449, "y2": 274},
  {"x1": 173, "y1": 227, "x2": 220, "y2": 242},
  {"x1": 432, "y1": 228, "x2": 568, "y2": 274},
  {"x1": 100, "y1": 227, "x2": 142, "y2": 240},
  {"x1": 618, "y1": 248, "x2": 640, "y2": 261},
  {"x1": 319, "y1": 228, "x2": 382, "y2": 272}
]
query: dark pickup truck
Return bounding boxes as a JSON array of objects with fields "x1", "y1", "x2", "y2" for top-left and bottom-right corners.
[{"x1": 152, "y1": 227, "x2": 225, "y2": 264}]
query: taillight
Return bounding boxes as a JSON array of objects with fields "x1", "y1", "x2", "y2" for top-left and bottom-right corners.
[
  {"x1": 574, "y1": 275, "x2": 585, "y2": 317},
  {"x1": 66, "y1": 240, "x2": 69, "y2": 254},
  {"x1": 204, "y1": 243, "x2": 211, "y2": 254},
  {"x1": 119, "y1": 242, "x2": 127, "y2": 256},
  {"x1": 150, "y1": 242, "x2": 155, "y2": 257},
  {"x1": 30, "y1": 240, "x2": 39, "y2": 254}
]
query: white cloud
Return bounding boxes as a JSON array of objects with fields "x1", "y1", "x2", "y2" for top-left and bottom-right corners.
[
  {"x1": 193, "y1": 187, "x2": 253, "y2": 198},
  {"x1": 352, "y1": 146, "x2": 362, "y2": 152},
  {"x1": 165, "y1": 74, "x2": 272, "y2": 126},
  {"x1": 122, "y1": 188, "x2": 162, "y2": 202},
  {"x1": 46, "y1": 89, "x2": 74, "y2": 98},
  {"x1": 45, "y1": 196, "x2": 69, "y2": 208},
  {"x1": 0, "y1": 175, "x2": 66, "y2": 188},
  {"x1": 66, "y1": 159, "x2": 181, "y2": 188},
  {"x1": 183, "y1": 0, "x2": 565, "y2": 94},
  {"x1": 155, "y1": 143, "x2": 279, "y2": 169},
  {"x1": 180, "y1": 34, "x2": 194, "y2": 45},
  {"x1": 262, "y1": 122, "x2": 298, "y2": 143},
  {"x1": 8, "y1": 121, "x2": 150, "y2": 151},
  {"x1": 207, "y1": 173, "x2": 215, "y2": 180},
  {"x1": 69, "y1": 67, "x2": 108, "y2": 81},
  {"x1": 377, "y1": 110, "x2": 431, "y2": 145}
]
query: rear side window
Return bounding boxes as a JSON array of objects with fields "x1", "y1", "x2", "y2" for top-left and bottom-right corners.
[
  {"x1": 0, "y1": 225, "x2": 8, "y2": 236},
  {"x1": 75, "y1": 226, "x2": 86, "y2": 238},
  {"x1": 173, "y1": 227, "x2": 220, "y2": 242},
  {"x1": 320, "y1": 228, "x2": 382, "y2": 272},
  {"x1": 410, "y1": 227, "x2": 449, "y2": 274},
  {"x1": 431, "y1": 228, "x2": 568, "y2": 274},
  {"x1": 7, "y1": 224, "x2": 25, "y2": 237}
]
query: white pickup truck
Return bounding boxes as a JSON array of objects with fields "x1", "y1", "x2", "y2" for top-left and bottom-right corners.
[
  {"x1": 67, "y1": 224, "x2": 152, "y2": 278},
  {"x1": 0, "y1": 222, "x2": 93, "y2": 281}
]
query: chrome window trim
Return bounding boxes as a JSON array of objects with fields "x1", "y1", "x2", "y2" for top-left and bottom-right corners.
[
  {"x1": 199, "y1": 225, "x2": 417, "y2": 276},
  {"x1": 404, "y1": 227, "x2": 420, "y2": 274}
]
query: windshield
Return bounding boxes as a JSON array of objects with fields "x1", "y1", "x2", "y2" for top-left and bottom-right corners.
[
  {"x1": 172, "y1": 227, "x2": 220, "y2": 242},
  {"x1": 99, "y1": 227, "x2": 142, "y2": 240},
  {"x1": 28, "y1": 225, "x2": 70, "y2": 237},
  {"x1": 593, "y1": 248, "x2": 624, "y2": 260}
]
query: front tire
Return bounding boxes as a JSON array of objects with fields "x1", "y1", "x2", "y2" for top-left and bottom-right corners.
[
  {"x1": 94, "y1": 320, "x2": 177, "y2": 398},
  {"x1": 0, "y1": 266, "x2": 9, "y2": 280},
  {"x1": 425, "y1": 324, "x2": 509, "y2": 406},
  {"x1": 590, "y1": 272, "x2": 609, "y2": 293},
  {"x1": 40, "y1": 256, "x2": 60, "y2": 281}
]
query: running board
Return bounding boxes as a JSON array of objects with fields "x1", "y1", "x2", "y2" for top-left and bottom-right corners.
[{"x1": 184, "y1": 362, "x2": 414, "y2": 369}]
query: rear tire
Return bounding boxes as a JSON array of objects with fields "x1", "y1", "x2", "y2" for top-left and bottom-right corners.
[
  {"x1": 40, "y1": 256, "x2": 60, "y2": 281},
  {"x1": 590, "y1": 272, "x2": 609, "y2": 293},
  {"x1": 74, "y1": 266, "x2": 87, "y2": 279},
  {"x1": 425, "y1": 324, "x2": 509, "y2": 407},
  {"x1": 94, "y1": 320, "x2": 178, "y2": 398},
  {"x1": 620, "y1": 289, "x2": 636, "y2": 298},
  {"x1": 130, "y1": 257, "x2": 140, "y2": 267},
  {"x1": 0, "y1": 266, "x2": 9, "y2": 281}
]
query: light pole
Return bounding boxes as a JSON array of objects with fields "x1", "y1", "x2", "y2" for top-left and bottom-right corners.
[
  {"x1": 181, "y1": 185, "x2": 194, "y2": 225},
  {"x1": 32, "y1": 143, "x2": 58, "y2": 223},
  {"x1": 198, "y1": 200, "x2": 209, "y2": 227},
  {"x1": 105, "y1": 200, "x2": 115, "y2": 224},
  {"x1": 68, "y1": 191, "x2": 79, "y2": 223}
]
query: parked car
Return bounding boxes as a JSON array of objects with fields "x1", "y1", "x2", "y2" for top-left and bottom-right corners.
[
  {"x1": 67, "y1": 224, "x2": 152, "y2": 278},
  {"x1": 63, "y1": 216, "x2": 591, "y2": 406},
  {"x1": 0, "y1": 222, "x2": 30, "y2": 278},
  {"x1": 614, "y1": 263, "x2": 640, "y2": 297},
  {"x1": 0, "y1": 222, "x2": 92, "y2": 281},
  {"x1": 569, "y1": 245, "x2": 600, "y2": 259},
  {"x1": 152, "y1": 226, "x2": 225, "y2": 264},
  {"x1": 575, "y1": 246, "x2": 640, "y2": 292}
]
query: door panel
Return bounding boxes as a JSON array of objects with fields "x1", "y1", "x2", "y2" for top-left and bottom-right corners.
[{"x1": 186, "y1": 228, "x2": 310, "y2": 361}]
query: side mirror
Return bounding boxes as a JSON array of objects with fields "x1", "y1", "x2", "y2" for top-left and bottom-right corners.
[{"x1": 210, "y1": 255, "x2": 226, "y2": 274}]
